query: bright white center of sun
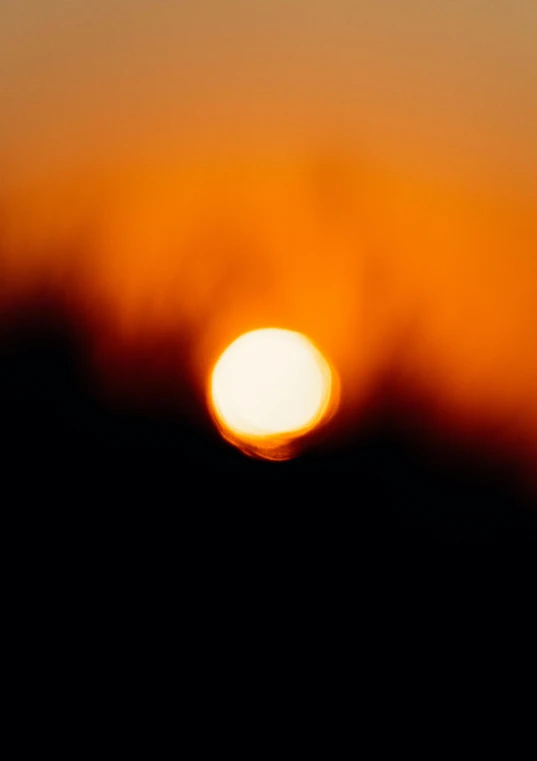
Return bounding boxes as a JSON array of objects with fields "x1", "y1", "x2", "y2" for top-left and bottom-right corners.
[{"x1": 211, "y1": 328, "x2": 332, "y2": 438}]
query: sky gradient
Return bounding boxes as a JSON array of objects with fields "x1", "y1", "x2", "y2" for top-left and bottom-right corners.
[{"x1": 1, "y1": 1, "x2": 537, "y2": 475}]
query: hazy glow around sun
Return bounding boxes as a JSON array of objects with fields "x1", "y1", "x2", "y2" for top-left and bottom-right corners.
[{"x1": 209, "y1": 328, "x2": 334, "y2": 457}]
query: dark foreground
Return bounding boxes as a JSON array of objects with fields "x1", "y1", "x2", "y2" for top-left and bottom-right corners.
[{"x1": 1, "y1": 304, "x2": 535, "y2": 543}]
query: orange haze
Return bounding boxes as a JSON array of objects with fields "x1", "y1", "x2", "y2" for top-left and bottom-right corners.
[{"x1": 1, "y1": 2, "x2": 537, "y2": 479}]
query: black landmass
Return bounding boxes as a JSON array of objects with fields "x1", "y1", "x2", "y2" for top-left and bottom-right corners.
[{"x1": 1, "y1": 300, "x2": 535, "y2": 542}]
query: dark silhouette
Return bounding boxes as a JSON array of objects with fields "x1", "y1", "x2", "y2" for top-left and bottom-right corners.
[{"x1": 1, "y1": 289, "x2": 535, "y2": 541}]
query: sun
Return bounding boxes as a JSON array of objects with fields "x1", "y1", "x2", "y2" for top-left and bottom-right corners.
[{"x1": 209, "y1": 328, "x2": 336, "y2": 460}]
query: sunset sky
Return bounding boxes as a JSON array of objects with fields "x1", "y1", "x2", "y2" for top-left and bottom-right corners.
[
  {"x1": 1, "y1": 1, "x2": 537, "y2": 471},
  {"x1": 2, "y1": 1, "x2": 536, "y2": 178}
]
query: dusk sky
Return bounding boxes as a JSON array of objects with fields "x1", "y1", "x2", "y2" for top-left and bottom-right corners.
[
  {"x1": 2, "y1": 1, "x2": 536, "y2": 180},
  {"x1": 1, "y1": 1, "x2": 537, "y2": 478}
]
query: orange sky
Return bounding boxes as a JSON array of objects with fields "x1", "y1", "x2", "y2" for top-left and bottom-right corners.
[{"x1": 1, "y1": 1, "x2": 537, "y2": 472}]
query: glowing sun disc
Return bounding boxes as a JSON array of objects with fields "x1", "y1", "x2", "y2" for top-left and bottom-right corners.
[{"x1": 209, "y1": 328, "x2": 334, "y2": 456}]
